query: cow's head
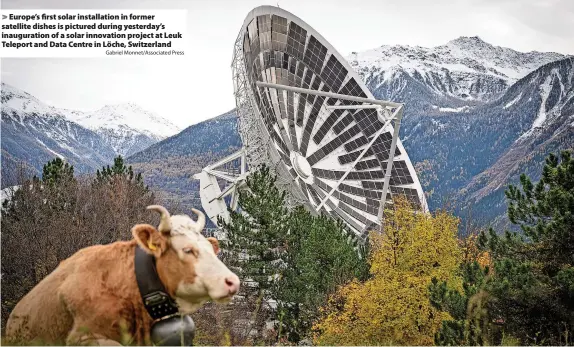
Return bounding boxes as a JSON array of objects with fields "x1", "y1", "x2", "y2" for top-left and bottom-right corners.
[{"x1": 132, "y1": 205, "x2": 240, "y2": 314}]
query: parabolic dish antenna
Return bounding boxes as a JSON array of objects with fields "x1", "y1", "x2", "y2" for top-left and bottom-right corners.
[{"x1": 195, "y1": 6, "x2": 428, "y2": 241}]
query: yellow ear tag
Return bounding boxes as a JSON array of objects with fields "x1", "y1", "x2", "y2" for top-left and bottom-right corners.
[{"x1": 148, "y1": 240, "x2": 157, "y2": 251}]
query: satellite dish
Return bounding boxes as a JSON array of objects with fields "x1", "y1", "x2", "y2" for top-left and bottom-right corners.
[{"x1": 196, "y1": 6, "x2": 428, "y2": 240}]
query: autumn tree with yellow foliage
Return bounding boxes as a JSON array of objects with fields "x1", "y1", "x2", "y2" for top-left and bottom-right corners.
[{"x1": 312, "y1": 197, "x2": 462, "y2": 345}]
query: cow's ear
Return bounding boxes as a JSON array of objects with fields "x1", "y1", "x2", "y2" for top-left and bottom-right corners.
[
  {"x1": 207, "y1": 237, "x2": 220, "y2": 255},
  {"x1": 133, "y1": 224, "x2": 167, "y2": 256}
]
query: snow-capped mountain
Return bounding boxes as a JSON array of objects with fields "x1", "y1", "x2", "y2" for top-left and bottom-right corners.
[
  {"x1": 348, "y1": 36, "x2": 565, "y2": 103},
  {"x1": 392, "y1": 56, "x2": 573, "y2": 229},
  {"x1": 66, "y1": 103, "x2": 181, "y2": 157},
  {"x1": 2, "y1": 82, "x2": 74, "y2": 120},
  {"x1": 1, "y1": 83, "x2": 117, "y2": 187},
  {"x1": 128, "y1": 109, "x2": 239, "y2": 163},
  {"x1": 1, "y1": 83, "x2": 182, "y2": 187},
  {"x1": 343, "y1": 37, "x2": 571, "y2": 229}
]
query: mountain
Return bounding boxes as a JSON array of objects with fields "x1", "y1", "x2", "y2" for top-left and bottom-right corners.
[
  {"x1": 391, "y1": 57, "x2": 573, "y2": 229},
  {"x1": 456, "y1": 57, "x2": 574, "y2": 226},
  {"x1": 127, "y1": 109, "x2": 241, "y2": 213},
  {"x1": 128, "y1": 109, "x2": 239, "y2": 163},
  {"x1": 67, "y1": 103, "x2": 181, "y2": 157},
  {"x1": 349, "y1": 36, "x2": 565, "y2": 107},
  {"x1": 345, "y1": 38, "x2": 571, "y2": 218},
  {"x1": 125, "y1": 37, "x2": 571, "y2": 231},
  {"x1": 1, "y1": 83, "x2": 178, "y2": 187},
  {"x1": 1, "y1": 83, "x2": 117, "y2": 187}
]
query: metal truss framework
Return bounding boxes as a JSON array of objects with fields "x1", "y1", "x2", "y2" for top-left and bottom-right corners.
[{"x1": 193, "y1": 149, "x2": 248, "y2": 227}]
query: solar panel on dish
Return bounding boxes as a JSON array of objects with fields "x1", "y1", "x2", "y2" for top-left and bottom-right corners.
[{"x1": 227, "y1": 6, "x2": 428, "y2": 239}]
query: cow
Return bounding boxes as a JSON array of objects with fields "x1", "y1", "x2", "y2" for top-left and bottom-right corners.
[{"x1": 5, "y1": 205, "x2": 240, "y2": 346}]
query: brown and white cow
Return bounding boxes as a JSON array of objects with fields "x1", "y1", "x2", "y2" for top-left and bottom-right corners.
[{"x1": 5, "y1": 205, "x2": 240, "y2": 346}]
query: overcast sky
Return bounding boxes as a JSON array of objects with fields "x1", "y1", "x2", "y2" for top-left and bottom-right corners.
[{"x1": 1, "y1": 0, "x2": 573, "y2": 128}]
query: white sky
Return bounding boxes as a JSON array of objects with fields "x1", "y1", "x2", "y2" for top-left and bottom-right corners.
[{"x1": 1, "y1": 0, "x2": 573, "y2": 128}]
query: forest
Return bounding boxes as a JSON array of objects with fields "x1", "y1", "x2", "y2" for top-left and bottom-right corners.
[{"x1": 1, "y1": 150, "x2": 573, "y2": 346}]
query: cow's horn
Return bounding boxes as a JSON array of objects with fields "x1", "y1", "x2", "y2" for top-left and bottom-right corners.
[
  {"x1": 147, "y1": 205, "x2": 172, "y2": 235},
  {"x1": 191, "y1": 208, "x2": 205, "y2": 232}
]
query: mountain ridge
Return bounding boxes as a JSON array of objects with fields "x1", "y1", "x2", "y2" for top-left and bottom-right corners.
[
  {"x1": 349, "y1": 36, "x2": 566, "y2": 104},
  {"x1": 67, "y1": 102, "x2": 181, "y2": 157},
  {"x1": 456, "y1": 57, "x2": 574, "y2": 224},
  {"x1": 1, "y1": 83, "x2": 180, "y2": 186}
]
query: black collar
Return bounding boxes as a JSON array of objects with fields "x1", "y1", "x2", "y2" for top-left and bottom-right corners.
[{"x1": 134, "y1": 246, "x2": 179, "y2": 320}]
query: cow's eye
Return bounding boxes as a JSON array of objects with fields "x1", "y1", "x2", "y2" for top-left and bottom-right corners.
[{"x1": 182, "y1": 247, "x2": 196, "y2": 256}]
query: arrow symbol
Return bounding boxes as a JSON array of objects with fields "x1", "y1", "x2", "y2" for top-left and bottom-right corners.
[{"x1": 2, "y1": 15, "x2": 7, "y2": 19}]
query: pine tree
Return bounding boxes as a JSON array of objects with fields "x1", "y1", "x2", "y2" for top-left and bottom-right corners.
[
  {"x1": 275, "y1": 206, "x2": 368, "y2": 343},
  {"x1": 219, "y1": 164, "x2": 289, "y2": 293},
  {"x1": 95, "y1": 155, "x2": 144, "y2": 187},
  {"x1": 428, "y1": 229, "x2": 494, "y2": 346},
  {"x1": 91, "y1": 155, "x2": 152, "y2": 243},
  {"x1": 218, "y1": 165, "x2": 367, "y2": 344},
  {"x1": 2, "y1": 158, "x2": 76, "y2": 213},
  {"x1": 39, "y1": 158, "x2": 77, "y2": 212},
  {"x1": 428, "y1": 261, "x2": 493, "y2": 346},
  {"x1": 478, "y1": 150, "x2": 574, "y2": 345},
  {"x1": 41, "y1": 157, "x2": 74, "y2": 187}
]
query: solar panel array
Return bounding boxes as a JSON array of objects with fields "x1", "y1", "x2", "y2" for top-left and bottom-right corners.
[{"x1": 237, "y1": 8, "x2": 426, "y2": 239}]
